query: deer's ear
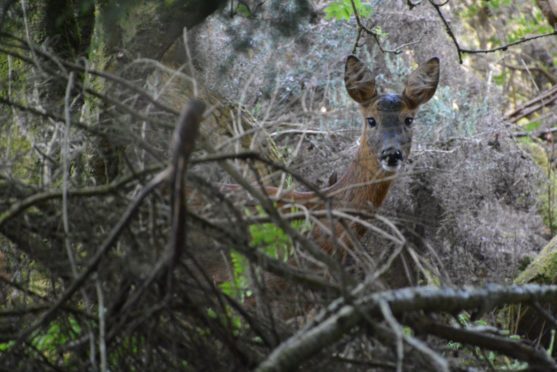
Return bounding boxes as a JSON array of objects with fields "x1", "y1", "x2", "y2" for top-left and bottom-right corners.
[
  {"x1": 402, "y1": 57, "x2": 440, "y2": 108},
  {"x1": 344, "y1": 55, "x2": 377, "y2": 104}
]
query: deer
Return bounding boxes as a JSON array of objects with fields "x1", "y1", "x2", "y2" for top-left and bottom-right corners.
[
  {"x1": 194, "y1": 55, "x2": 440, "y2": 296},
  {"x1": 233, "y1": 55, "x2": 440, "y2": 260}
]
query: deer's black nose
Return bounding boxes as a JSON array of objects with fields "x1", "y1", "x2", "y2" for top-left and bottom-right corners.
[{"x1": 380, "y1": 148, "x2": 403, "y2": 166}]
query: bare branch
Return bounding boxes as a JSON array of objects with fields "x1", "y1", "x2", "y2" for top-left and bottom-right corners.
[{"x1": 506, "y1": 84, "x2": 557, "y2": 123}]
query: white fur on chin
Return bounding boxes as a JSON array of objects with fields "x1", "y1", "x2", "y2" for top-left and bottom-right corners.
[{"x1": 380, "y1": 161, "x2": 402, "y2": 173}]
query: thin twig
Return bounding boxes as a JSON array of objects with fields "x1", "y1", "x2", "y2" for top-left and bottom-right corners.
[
  {"x1": 95, "y1": 278, "x2": 107, "y2": 372},
  {"x1": 349, "y1": 0, "x2": 409, "y2": 54},
  {"x1": 379, "y1": 301, "x2": 404, "y2": 372},
  {"x1": 62, "y1": 72, "x2": 79, "y2": 279}
]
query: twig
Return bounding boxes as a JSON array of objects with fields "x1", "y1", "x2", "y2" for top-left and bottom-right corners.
[
  {"x1": 378, "y1": 300, "x2": 449, "y2": 371},
  {"x1": 512, "y1": 126, "x2": 557, "y2": 139},
  {"x1": 349, "y1": 0, "x2": 410, "y2": 54},
  {"x1": 428, "y1": 0, "x2": 463, "y2": 63},
  {"x1": 533, "y1": 301, "x2": 557, "y2": 330},
  {"x1": 460, "y1": 31, "x2": 557, "y2": 55},
  {"x1": 379, "y1": 300, "x2": 404, "y2": 372},
  {"x1": 202, "y1": 142, "x2": 346, "y2": 282},
  {"x1": 95, "y1": 278, "x2": 107, "y2": 372},
  {"x1": 187, "y1": 212, "x2": 336, "y2": 292},
  {"x1": 0, "y1": 46, "x2": 173, "y2": 129},
  {"x1": 501, "y1": 63, "x2": 557, "y2": 85},
  {"x1": 62, "y1": 72, "x2": 79, "y2": 279}
]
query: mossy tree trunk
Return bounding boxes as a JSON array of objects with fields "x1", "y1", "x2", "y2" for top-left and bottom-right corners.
[
  {"x1": 507, "y1": 236, "x2": 557, "y2": 348},
  {"x1": 86, "y1": 0, "x2": 225, "y2": 184}
]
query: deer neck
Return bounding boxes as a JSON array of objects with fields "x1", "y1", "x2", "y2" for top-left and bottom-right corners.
[{"x1": 326, "y1": 137, "x2": 393, "y2": 209}]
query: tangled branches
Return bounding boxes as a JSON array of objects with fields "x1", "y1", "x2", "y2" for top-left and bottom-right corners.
[{"x1": 0, "y1": 28, "x2": 556, "y2": 371}]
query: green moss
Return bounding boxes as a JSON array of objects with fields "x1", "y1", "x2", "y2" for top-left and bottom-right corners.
[
  {"x1": 0, "y1": 124, "x2": 36, "y2": 183},
  {"x1": 520, "y1": 141, "x2": 549, "y2": 170},
  {"x1": 121, "y1": 2, "x2": 159, "y2": 47},
  {"x1": 515, "y1": 236, "x2": 557, "y2": 284},
  {"x1": 519, "y1": 141, "x2": 557, "y2": 232}
]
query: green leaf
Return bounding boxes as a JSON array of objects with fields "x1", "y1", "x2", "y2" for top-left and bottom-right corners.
[
  {"x1": 324, "y1": 0, "x2": 373, "y2": 21},
  {"x1": 236, "y1": 3, "x2": 252, "y2": 18},
  {"x1": 522, "y1": 120, "x2": 541, "y2": 133}
]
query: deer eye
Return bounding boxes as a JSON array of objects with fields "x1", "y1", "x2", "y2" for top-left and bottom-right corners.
[
  {"x1": 367, "y1": 117, "x2": 376, "y2": 128},
  {"x1": 405, "y1": 117, "x2": 414, "y2": 126}
]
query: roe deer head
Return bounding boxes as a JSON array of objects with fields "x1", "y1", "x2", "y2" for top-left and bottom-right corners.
[{"x1": 328, "y1": 55, "x2": 440, "y2": 209}]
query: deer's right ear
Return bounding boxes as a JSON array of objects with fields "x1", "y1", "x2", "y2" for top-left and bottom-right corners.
[{"x1": 344, "y1": 55, "x2": 377, "y2": 104}]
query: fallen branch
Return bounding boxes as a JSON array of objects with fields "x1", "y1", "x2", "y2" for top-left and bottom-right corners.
[{"x1": 256, "y1": 284, "x2": 557, "y2": 371}]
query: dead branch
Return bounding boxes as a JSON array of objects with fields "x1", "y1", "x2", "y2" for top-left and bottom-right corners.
[
  {"x1": 506, "y1": 84, "x2": 557, "y2": 123},
  {"x1": 168, "y1": 99, "x2": 205, "y2": 267}
]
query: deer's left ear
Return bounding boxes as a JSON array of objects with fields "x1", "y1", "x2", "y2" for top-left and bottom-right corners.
[{"x1": 402, "y1": 57, "x2": 440, "y2": 108}]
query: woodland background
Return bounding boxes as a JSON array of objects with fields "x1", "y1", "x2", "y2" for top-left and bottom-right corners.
[{"x1": 1, "y1": 0, "x2": 557, "y2": 370}]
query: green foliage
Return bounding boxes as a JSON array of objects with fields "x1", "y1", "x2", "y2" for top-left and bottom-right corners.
[
  {"x1": 0, "y1": 340, "x2": 14, "y2": 352},
  {"x1": 548, "y1": 330, "x2": 556, "y2": 356},
  {"x1": 507, "y1": 11, "x2": 554, "y2": 43},
  {"x1": 449, "y1": 311, "x2": 530, "y2": 369},
  {"x1": 493, "y1": 71, "x2": 507, "y2": 86},
  {"x1": 324, "y1": 0, "x2": 373, "y2": 21},
  {"x1": 459, "y1": 1, "x2": 553, "y2": 51},
  {"x1": 219, "y1": 205, "x2": 307, "y2": 301},
  {"x1": 236, "y1": 3, "x2": 253, "y2": 18},
  {"x1": 219, "y1": 250, "x2": 250, "y2": 299},
  {"x1": 485, "y1": 0, "x2": 513, "y2": 10},
  {"x1": 30, "y1": 317, "x2": 82, "y2": 363},
  {"x1": 250, "y1": 221, "x2": 292, "y2": 260},
  {"x1": 519, "y1": 140, "x2": 557, "y2": 232}
]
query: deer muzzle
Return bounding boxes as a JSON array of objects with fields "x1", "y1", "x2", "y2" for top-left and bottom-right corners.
[{"x1": 380, "y1": 147, "x2": 403, "y2": 172}]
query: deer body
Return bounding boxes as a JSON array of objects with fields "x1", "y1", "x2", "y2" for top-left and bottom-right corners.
[
  {"x1": 242, "y1": 56, "x2": 440, "y2": 259},
  {"x1": 205, "y1": 56, "x2": 439, "y2": 291}
]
